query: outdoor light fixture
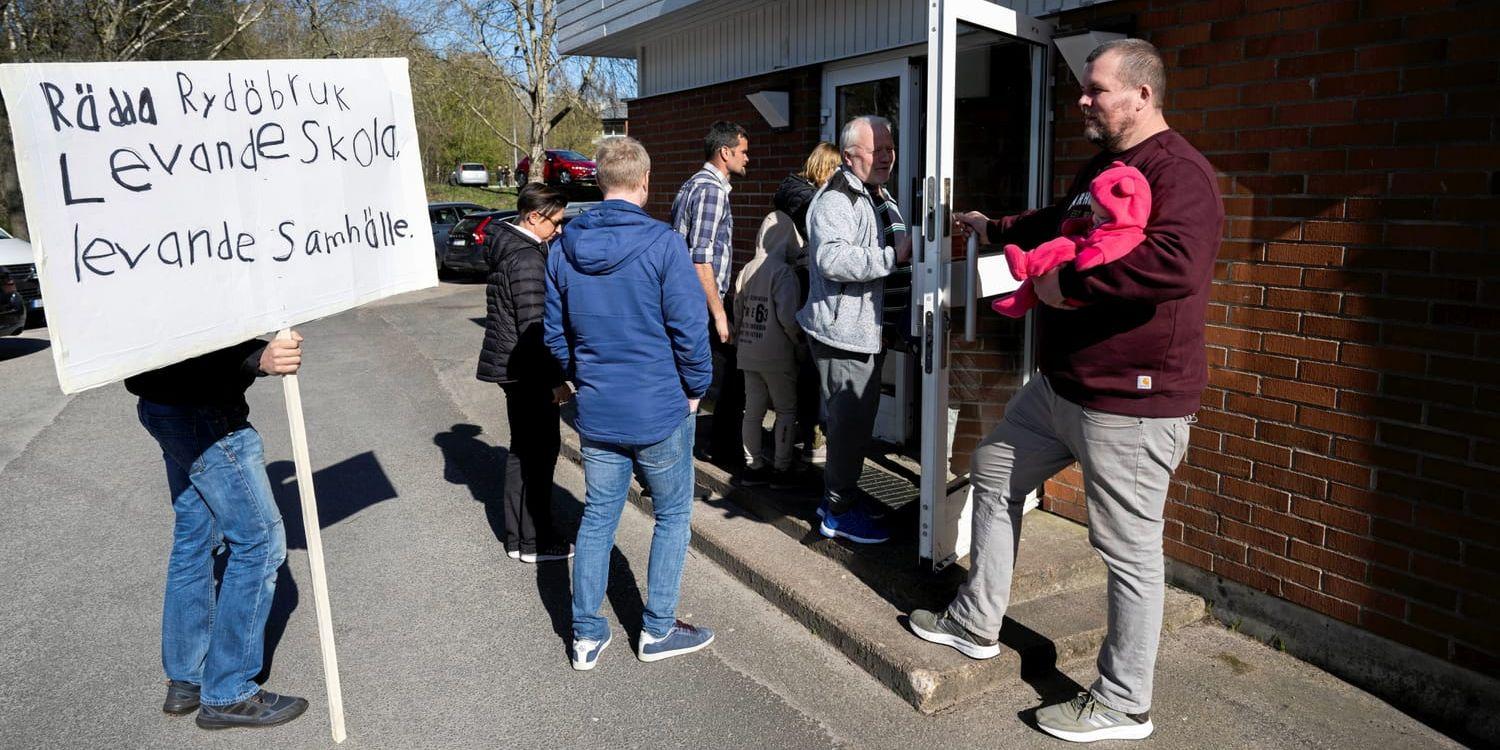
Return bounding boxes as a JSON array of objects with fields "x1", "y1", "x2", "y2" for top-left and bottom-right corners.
[
  {"x1": 746, "y1": 90, "x2": 790, "y2": 129},
  {"x1": 1053, "y1": 30, "x2": 1127, "y2": 84}
]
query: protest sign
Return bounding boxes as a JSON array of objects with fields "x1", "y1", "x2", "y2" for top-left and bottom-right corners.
[{"x1": 0, "y1": 58, "x2": 437, "y2": 393}]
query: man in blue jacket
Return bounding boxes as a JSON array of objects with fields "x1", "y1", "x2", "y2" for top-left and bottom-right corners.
[{"x1": 544, "y1": 136, "x2": 716, "y2": 671}]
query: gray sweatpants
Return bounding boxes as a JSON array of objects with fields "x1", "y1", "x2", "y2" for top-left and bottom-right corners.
[
  {"x1": 742, "y1": 368, "x2": 798, "y2": 471},
  {"x1": 811, "y1": 340, "x2": 884, "y2": 515},
  {"x1": 947, "y1": 375, "x2": 1190, "y2": 714}
]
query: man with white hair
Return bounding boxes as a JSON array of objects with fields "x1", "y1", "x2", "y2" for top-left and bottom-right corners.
[{"x1": 797, "y1": 115, "x2": 912, "y2": 545}]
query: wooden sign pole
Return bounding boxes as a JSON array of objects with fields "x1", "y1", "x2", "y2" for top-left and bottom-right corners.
[{"x1": 276, "y1": 328, "x2": 348, "y2": 743}]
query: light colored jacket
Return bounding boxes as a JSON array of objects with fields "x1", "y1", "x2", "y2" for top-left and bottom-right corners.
[
  {"x1": 795, "y1": 167, "x2": 898, "y2": 354},
  {"x1": 734, "y1": 211, "x2": 804, "y2": 372}
]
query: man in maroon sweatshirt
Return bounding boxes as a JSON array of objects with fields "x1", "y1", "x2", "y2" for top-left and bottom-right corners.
[{"x1": 907, "y1": 39, "x2": 1222, "y2": 743}]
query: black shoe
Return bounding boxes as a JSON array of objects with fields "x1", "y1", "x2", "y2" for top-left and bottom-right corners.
[
  {"x1": 195, "y1": 690, "x2": 308, "y2": 730},
  {"x1": 768, "y1": 469, "x2": 800, "y2": 491},
  {"x1": 162, "y1": 680, "x2": 200, "y2": 716},
  {"x1": 738, "y1": 465, "x2": 773, "y2": 486}
]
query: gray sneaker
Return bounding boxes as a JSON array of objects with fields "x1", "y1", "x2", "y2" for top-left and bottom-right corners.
[
  {"x1": 1035, "y1": 692, "x2": 1153, "y2": 743},
  {"x1": 907, "y1": 608, "x2": 1000, "y2": 659}
]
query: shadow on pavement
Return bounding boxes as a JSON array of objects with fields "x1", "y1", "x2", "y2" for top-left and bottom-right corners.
[
  {"x1": 266, "y1": 451, "x2": 399, "y2": 549},
  {"x1": 256, "y1": 564, "x2": 299, "y2": 685},
  {"x1": 0, "y1": 335, "x2": 48, "y2": 362},
  {"x1": 432, "y1": 423, "x2": 509, "y2": 543}
]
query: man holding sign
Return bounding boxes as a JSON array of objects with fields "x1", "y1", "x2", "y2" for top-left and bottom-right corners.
[
  {"x1": 126, "y1": 333, "x2": 309, "y2": 730},
  {"x1": 1, "y1": 57, "x2": 434, "y2": 742}
]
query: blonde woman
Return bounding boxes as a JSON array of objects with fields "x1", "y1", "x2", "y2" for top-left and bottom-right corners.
[{"x1": 773, "y1": 141, "x2": 841, "y2": 240}]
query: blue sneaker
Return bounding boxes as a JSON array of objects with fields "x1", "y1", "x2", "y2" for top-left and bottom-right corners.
[
  {"x1": 571, "y1": 632, "x2": 611, "y2": 671},
  {"x1": 819, "y1": 507, "x2": 890, "y2": 544},
  {"x1": 637, "y1": 620, "x2": 715, "y2": 662}
]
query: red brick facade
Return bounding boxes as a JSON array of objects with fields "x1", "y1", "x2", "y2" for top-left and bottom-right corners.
[{"x1": 628, "y1": 0, "x2": 1498, "y2": 682}]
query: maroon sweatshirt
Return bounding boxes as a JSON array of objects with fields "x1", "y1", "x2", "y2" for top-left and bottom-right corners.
[{"x1": 989, "y1": 129, "x2": 1223, "y2": 418}]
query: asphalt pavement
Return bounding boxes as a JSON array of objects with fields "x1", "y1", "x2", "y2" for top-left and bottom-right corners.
[{"x1": 0, "y1": 283, "x2": 1463, "y2": 749}]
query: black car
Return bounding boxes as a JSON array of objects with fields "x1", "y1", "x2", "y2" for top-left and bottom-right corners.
[
  {"x1": 443, "y1": 202, "x2": 599, "y2": 276},
  {"x1": 429, "y1": 202, "x2": 488, "y2": 269},
  {"x1": 0, "y1": 271, "x2": 25, "y2": 337}
]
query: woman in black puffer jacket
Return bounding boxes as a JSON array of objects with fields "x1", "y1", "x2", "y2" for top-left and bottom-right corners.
[{"x1": 475, "y1": 183, "x2": 575, "y2": 562}]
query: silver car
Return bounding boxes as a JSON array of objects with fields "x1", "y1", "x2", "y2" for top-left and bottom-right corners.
[{"x1": 448, "y1": 162, "x2": 490, "y2": 187}]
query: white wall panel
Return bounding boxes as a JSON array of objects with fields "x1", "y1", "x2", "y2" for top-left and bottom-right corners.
[
  {"x1": 629, "y1": 0, "x2": 934, "y2": 98},
  {"x1": 562, "y1": 0, "x2": 1112, "y2": 98}
]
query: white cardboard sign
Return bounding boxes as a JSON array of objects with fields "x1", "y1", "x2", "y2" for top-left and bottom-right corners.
[{"x1": 0, "y1": 58, "x2": 437, "y2": 393}]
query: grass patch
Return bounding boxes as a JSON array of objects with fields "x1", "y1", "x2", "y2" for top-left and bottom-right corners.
[{"x1": 425, "y1": 183, "x2": 518, "y2": 210}]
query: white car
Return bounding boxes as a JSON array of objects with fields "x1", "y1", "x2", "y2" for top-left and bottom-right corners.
[
  {"x1": 448, "y1": 162, "x2": 490, "y2": 187},
  {"x1": 0, "y1": 226, "x2": 38, "y2": 334}
]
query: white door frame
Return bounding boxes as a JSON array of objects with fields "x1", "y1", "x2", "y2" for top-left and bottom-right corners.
[{"x1": 917, "y1": 0, "x2": 1053, "y2": 570}]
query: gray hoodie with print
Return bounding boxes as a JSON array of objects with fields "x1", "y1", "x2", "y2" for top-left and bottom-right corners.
[{"x1": 795, "y1": 167, "x2": 899, "y2": 354}]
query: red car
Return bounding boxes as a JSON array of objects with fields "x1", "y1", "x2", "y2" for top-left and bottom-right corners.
[{"x1": 515, "y1": 149, "x2": 598, "y2": 191}]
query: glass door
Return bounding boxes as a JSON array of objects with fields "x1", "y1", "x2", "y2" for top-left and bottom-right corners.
[{"x1": 917, "y1": 0, "x2": 1052, "y2": 569}]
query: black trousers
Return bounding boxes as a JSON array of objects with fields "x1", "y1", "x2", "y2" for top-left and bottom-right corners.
[
  {"x1": 708, "y1": 317, "x2": 745, "y2": 469},
  {"x1": 500, "y1": 382, "x2": 561, "y2": 553}
]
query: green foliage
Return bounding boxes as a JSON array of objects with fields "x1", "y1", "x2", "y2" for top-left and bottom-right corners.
[{"x1": 424, "y1": 183, "x2": 516, "y2": 210}]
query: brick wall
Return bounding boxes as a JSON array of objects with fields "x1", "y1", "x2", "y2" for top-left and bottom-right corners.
[
  {"x1": 628, "y1": 68, "x2": 824, "y2": 271},
  {"x1": 1040, "y1": 0, "x2": 1499, "y2": 679}
]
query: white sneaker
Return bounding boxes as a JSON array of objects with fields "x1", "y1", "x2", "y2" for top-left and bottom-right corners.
[{"x1": 520, "y1": 544, "x2": 574, "y2": 563}]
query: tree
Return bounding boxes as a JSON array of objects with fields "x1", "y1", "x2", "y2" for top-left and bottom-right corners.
[
  {"x1": 446, "y1": 0, "x2": 631, "y2": 183},
  {"x1": 0, "y1": 0, "x2": 275, "y2": 237}
]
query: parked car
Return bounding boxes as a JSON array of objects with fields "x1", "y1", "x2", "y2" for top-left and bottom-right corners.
[
  {"x1": 515, "y1": 150, "x2": 598, "y2": 194},
  {"x1": 442, "y1": 201, "x2": 600, "y2": 276},
  {"x1": 0, "y1": 227, "x2": 40, "y2": 331},
  {"x1": 0, "y1": 272, "x2": 25, "y2": 336},
  {"x1": 429, "y1": 202, "x2": 488, "y2": 269},
  {"x1": 448, "y1": 162, "x2": 490, "y2": 187}
]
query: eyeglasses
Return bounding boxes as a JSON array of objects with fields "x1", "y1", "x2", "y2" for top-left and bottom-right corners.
[
  {"x1": 853, "y1": 145, "x2": 897, "y2": 156},
  {"x1": 533, "y1": 212, "x2": 564, "y2": 227}
]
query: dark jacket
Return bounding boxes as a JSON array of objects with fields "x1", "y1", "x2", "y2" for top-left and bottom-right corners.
[
  {"x1": 124, "y1": 339, "x2": 266, "y2": 410},
  {"x1": 988, "y1": 129, "x2": 1223, "y2": 418},
  {"x1": 774, "y1": 173, "x2": 816, "y2": 240},
  {"x1": 544, "y1": 200, "x2": 712, "y2": 445},
  {"x1": 476, "y1": 221, "x2": 565, "y2": 388}
]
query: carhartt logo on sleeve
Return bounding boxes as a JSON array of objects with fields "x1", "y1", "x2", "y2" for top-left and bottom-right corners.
[{"x1": 1136, "y1": 375, "x2": 1153, "y2": 390}]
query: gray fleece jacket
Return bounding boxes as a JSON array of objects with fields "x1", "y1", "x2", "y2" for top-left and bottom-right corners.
[{"x1": 796, "y1": 167, "x2": 899, "y2": 354}]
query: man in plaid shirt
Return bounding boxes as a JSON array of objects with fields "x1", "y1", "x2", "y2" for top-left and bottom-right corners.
[{"x1": 671, "y1": 121, "x2": 751, "y2": 468}]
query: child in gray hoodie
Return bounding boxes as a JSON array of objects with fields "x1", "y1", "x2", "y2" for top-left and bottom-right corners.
[{"x1": 733, "y1": 210, "x2": 805, "y2": 487}]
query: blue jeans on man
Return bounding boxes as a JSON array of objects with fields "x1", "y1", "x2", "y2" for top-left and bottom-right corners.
[
  {"x1": 572, "y1": 411, "x2": 696, "y2": 642},
  {"x1": 137, "y1": 400, "x2": 286, "y2": 707}
]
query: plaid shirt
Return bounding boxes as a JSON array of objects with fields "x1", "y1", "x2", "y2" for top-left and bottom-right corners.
[{"x1": 669, "y1": 164, "x2": 734, "y2": 298}]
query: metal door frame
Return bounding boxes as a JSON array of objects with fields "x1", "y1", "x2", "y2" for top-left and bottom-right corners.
[{"x1": 917, "y1": 0, "x2": 1053, "y2": 569}]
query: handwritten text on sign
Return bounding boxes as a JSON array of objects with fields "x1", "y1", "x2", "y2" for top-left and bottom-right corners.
[{"x1": 0, "y1": 59, "x2": 436, "y2": 393}]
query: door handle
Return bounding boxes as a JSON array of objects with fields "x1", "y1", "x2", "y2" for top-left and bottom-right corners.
[{"x1": 964, "y1": 233, "x2": 978, "y2": 343}]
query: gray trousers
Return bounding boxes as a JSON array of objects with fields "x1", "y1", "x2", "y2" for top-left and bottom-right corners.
[
  {"x1": 742, "y1": 368, "x2": 799, "y2": 471},
  {"x1": 947, "y1": 375, "x2": 1190, "y2": 714},
  {"x1": 811, "y1": 340, "x2": 884, "y2": 515}
]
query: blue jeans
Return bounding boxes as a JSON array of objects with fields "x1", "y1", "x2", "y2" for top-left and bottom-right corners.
[
  {"x1": 572, "y1": 411, "x2": 696, "y2": 641},
  {"x1": 137, "y1": 400, "x2": 287, "y2": 707}
]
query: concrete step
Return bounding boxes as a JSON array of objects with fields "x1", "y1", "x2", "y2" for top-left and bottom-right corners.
[
  {"x1": 558, "y1": 433, "x2": 1207, "y2": 714},
  {"x1": 687, "y1": 455, "x2": 1106, "y2": 610}
]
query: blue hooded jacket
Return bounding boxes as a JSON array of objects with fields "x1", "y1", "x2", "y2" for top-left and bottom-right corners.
[{"x1": 545, "y1": 200, "x2": 712, "y2": 445}]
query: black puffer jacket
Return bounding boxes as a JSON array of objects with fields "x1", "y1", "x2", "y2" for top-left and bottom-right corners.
[
  {"x1": 476, "y1": 221, "x2": 565, "y2": 387},
  {"x1": 773, "y1": 173, "x2": 816, "y2": 239}
]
